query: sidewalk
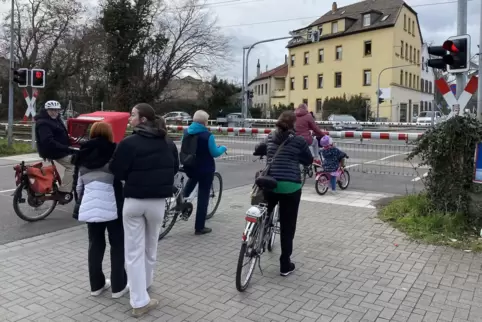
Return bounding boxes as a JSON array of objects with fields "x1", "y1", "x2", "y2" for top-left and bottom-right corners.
[{"x1": 1, "y1": 185, "x2": 482, "y2": 321}]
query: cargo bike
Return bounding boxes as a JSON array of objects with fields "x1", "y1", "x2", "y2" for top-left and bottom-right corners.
[{"x1": 12, "y1": 111, "x2": 130, "y2": 222}]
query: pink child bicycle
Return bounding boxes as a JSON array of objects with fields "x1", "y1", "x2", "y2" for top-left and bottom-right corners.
[{"x1": 314, "y1": 158, "x2": 350, "y2": 195}]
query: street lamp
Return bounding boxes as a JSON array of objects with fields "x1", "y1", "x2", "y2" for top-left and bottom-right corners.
[{"x1": 376, "y1": 63, "x2": 419, "y2": 120}]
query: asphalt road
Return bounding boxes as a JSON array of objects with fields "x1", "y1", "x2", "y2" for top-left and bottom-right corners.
[{"x1": 0, "y1": 139, "x2": 424, "y2": 245}]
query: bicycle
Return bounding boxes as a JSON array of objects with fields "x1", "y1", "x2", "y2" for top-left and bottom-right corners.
[
  {"x1": 158, "y1": 167, "x2": 223, "y2": 240},
  {"x1": 12, "y1": 150, "x2": 80, "y2": 222},
  {"x1": 235, "y1": 167, "x2": 280, "y2": 292},
  {"x1": 314, "y1": 157, "x2": 351, "y2": 195}
]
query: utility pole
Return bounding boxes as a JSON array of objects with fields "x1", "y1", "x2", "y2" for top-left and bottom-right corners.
[
  {"x1": 7, "y1": 0, "x2": 14, "y2": 146},
  {"x1": 456, "y1": 0, "x2": 467, "y2": 101},
  {"x1": 478, "y1": 0, "x2": 482, "y2": 121}
]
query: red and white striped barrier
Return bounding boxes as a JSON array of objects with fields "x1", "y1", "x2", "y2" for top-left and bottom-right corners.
[
  {"x1": 244, "y1": 118, "x2": 431, "y2": 127},
  {"x1": 167, "y1": 125, "x2": 423, "y2": 141}
]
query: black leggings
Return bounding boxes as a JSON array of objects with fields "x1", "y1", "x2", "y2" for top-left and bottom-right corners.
[{"x1": 265, "y1": 189, "x2": 302, "y2": 271}]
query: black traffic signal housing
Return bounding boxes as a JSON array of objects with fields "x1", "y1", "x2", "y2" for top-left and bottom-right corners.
[
  {"x1": 427, "y1": 35, "x2": 470, "y2": 73},
  {"x1": 247, "y1": 90, "x2": 253, "y2": 99},
  {"x1": 31, "y1": 69, "x2": 45, "y2": 88},
  {"x1": 13, "y1": 68, "x2": 28, "y2": 87},
  {"x1": 378, "y1": 97, "x2": 384, "y2": 104}
]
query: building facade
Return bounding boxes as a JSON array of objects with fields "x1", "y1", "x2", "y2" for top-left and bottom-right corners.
[
  {"x1": 284, "y1": 0, "x2": 427, "y2": 122},
  {"x1": 248, "y1": 59, "x2": 288, "y2": 116}
]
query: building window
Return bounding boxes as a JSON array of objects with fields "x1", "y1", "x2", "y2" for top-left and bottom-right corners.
[
  {"x1": 412, "y1": 20, "x2": 415, "y2": 35},
  {"x1": 405, "y1": 71, "x2": 408, "y2": 86},
  {"x1": 363, "y1": 69, "x2": 371, "y2": 86},
  {"x1": 264, "y1": 83, "x2": 267, "y2": 93},
  {"x1": 290, "y1": 55, "x2": 295, "y2": 67},
  {"x1": 335, "y1": 72, "x2": 342, "y2": 88},
  {"x1": 417, "y1": 49, "x2": 420, "y2": 64},
  {"x1": 425, "y1": 80, "x2": 428, "y2": 92},
  {"x1": 416, "y1": 76, "x2": 419, "y2": 90},
  {"x1": 409, "y1": 73, "x2": 412, "y2": 88},
  {"x1": 408, "y1": 18, "x2": 411, "y2": 33},
  {"x1": 429, "y1": 102, "x2": 432, "y2": 110},
  {"x1": 316, "y1": 99, "x2": 322, "y2": 113},
  {"x1": 413, "y1": 74, "x2": 416, "y2": 89},
  {"x1": 260, "y1": 85, "x2": 263, "y2": 95},
  {"x1": 422, "y1": 56, "x2": 424, "y2": 68},
  {"x1": 363, "y1": 14, "x2": 370, "y2": 26},
  {"x1": 303, "y1": 76, "x2": 308, "y2": 89},
  {"x1": 317, "y1": 74, "x2": 323, "y2": 88},
  {"x1": 290, "y1": 77, "x2": 295, "y2": 90},
  {"x1": 304, "y1": 52, "x2": 309, "y2": 65},
  {"x1": 364, "y1": 41, "x2": 372, "y2": 56},
  {"x1": 400, "y1": 70, "x2": 403, "y2": 84},
  {"x1": 318, "y1": 48, "x2": 324, "y2": 62},
  {"x1": 401, "y1": 41, "x2": 404, "y2": 58},
  {"x1": 336, "y1": 46, "x2": 342, "y2": 60},
  {"x1": 332, "y1": 21, "x2": 338, "y2": 33},
  {"x1": 409, "y1": 45, "x2": 412, "y2": 62},
  {"x1": 404, "y1": 14, "x2": 407, "y2": 30},
  {"x1": 405, "y1": 44, "x2": 408, "y2": 60},
  {"x1": 421, "y1": 78, "x2": 424, "y2": 92},
  {"x1": 429, "y1": 82, "x2": 432, "y2": 94}
]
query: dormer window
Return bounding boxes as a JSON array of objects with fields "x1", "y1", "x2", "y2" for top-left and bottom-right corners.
[
  {"x1": 363, "y1": 14, "x2": 371, "y2": 26},
  {"x1": 331, "y1": 21, "x2": 338, "y2": 33}
]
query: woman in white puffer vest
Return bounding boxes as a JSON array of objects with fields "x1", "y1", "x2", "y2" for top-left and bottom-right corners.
[{"x1": 75, "y1": 121, "x2": 128, "y2": 299}]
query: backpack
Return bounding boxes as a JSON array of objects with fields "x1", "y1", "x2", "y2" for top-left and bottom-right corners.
[{"x1": 179, "y1": 133, "x2": 198, "y2": 168}]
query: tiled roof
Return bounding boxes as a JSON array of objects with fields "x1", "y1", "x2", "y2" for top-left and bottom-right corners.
[
  {"x1": 248, "y1": 63, "x2": 288, "y2": 86},
  {"x1": 287, "y1": 0, "x2": 420, "y2": 48}
]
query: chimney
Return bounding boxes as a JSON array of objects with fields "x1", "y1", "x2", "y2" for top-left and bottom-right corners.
[
  {"x1": 332, "y1": 1, "x2": 337, "y2": 12},
  {"x1": 285, "y1": 54, "x2": 287, "y2": 63},
  {"x1": 256, "y1": 59, "x2": 260, "y2": 76}
]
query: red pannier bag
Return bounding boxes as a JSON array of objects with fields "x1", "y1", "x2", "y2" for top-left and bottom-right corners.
[{"x1": 26, "y1": 163, "x2": 56, "y2": 194}]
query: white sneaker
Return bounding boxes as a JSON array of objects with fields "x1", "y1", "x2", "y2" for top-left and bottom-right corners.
[
  {"x1": 112, "y1": 284, "x2": 129, "y2": 299},
  {"x1": 91, "y1": 279, "x2": 111, "y2": 296}
]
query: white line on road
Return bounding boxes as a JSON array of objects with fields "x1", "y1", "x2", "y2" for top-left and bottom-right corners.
[
  {"x1": 411, "y1": 172, "x2": 428, "y2": 182},
  {"x1": 0, "y1": 188, "x2": 15, "y2": 193}
]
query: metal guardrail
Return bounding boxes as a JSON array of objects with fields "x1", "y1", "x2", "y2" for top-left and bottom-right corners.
[{"x1": 244, "y1": 118, "x2": 432, "y2": 127}]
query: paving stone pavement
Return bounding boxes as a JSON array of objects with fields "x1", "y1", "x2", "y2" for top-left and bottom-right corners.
[{"x1": 1, "y1": 185, "x2": 482, "y2": 321}]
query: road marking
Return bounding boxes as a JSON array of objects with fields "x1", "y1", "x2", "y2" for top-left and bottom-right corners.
[
  {"x1": 0, "y1": 188, "x2": 15, "y2": 193},
  {"x1": 411, "y1": 172, "x2": 428, "y2": 182},
  {"x1": 345, "y1": 164, "x2": 360, "y2": 169}
]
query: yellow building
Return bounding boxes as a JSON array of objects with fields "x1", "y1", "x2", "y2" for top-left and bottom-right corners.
[
  {"x1": 285, "y1": 0, "x2": 426, "y2": 121},
  {"x1": 248, "y1": 59, "x2": 288, "y2": 117}
]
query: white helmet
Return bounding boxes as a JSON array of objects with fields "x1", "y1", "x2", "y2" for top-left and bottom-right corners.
[
  {"x1": 246, "y1": 206, "x2": 261, "y2": 218},
  {"x1": 44, "y1": 100, "x2": 61, "y2": 110}
]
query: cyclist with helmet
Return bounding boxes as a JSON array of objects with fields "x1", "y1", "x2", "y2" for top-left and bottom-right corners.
[
  {"x1": 35, "y1": 100, "x2": 74, "y2": 201},
  {"x1": 294, "y1": 103, "x2": 324, "y2": 165},
  {"x1": 319, "y1": 135, "x2": 347, "y2": 193}
]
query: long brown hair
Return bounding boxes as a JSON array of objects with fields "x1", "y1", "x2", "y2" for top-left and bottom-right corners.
[
  {"x1": 90, "y1": 122, "x2": 114, "y2": 142},
  {"x1": 134, "y1": 103, "x2": 167, "y2": 136}
]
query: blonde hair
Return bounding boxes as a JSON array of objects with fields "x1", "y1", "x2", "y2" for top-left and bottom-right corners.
[
  {"x1": 193, "y1": 110, "x2": 209, "y2": 124},
  {"x1": 90, "y1": 122, "x2": 114, "y2": 142}
]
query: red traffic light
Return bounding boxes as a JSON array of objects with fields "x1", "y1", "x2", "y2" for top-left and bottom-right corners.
[
  {"x1": 35, "y1": 71, "x2": 43, "y2": 79},
  {"x1": 443, "y1": 40, "x2": 459, "y2": 53}
]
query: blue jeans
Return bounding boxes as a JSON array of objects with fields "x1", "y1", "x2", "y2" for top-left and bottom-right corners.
[
  {"x1": 330, "y1": 175, "x2": 337, "y2": 191},
  {"x1": 183, "y1": 172, "x2": 214, "y2": 231}
]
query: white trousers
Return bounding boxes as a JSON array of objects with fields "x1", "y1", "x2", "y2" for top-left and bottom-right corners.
[
  {"x1": 309, "y1": 139, "x2": 320, "y2": 160},
  {"x1": 123, "y1": 197, "x2": 165, "y2": 308}
]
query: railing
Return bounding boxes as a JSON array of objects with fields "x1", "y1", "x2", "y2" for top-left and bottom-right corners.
[{"x1": 245, "y1": 118, "x2": 432, "y2": 127}]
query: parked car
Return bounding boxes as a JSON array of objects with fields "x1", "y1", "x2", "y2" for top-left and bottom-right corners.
[
  {"x1": 327, "y1": 114, "x2": 363, "y2": 131},
  {"x1": 415, "y1": 111, "x2": 442, "y2": 124},
  {"x1": 163, "y1": 111, "x2": 192, "y2": 124}
]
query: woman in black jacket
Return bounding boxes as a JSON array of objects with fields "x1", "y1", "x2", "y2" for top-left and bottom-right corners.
[
  {"x1": 254, "y1": 111, "x2": 313, "y2": 276},
  {"x1": 109, "y1": 103, "x2": 179, "y2": 318}
]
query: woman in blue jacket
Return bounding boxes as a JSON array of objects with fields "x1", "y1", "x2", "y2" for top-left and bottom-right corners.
[{"x1": 180, "y1": 110, "x2": 227, "y2": 235}]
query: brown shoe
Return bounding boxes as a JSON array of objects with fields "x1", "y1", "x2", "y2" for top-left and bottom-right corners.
[{"x1": 132, "y1": 299, "x2": 159, "y2": 318}]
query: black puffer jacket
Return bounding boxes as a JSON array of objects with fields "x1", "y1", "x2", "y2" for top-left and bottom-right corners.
[
  {"x1": 35, "y1": 108, "x2": 71, "y2": 160},
  {"x1": 254, "y1": 130, "x2": 313, "y2": 183},
  {"x1": 109, "y1": 124, "x2": 179, "y2": 199}
]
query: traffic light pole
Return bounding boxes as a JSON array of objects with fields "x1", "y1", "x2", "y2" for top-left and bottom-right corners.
[
  {"x1": 478, "y1": 0, "x2": 482, "y2": 121},
  {"x1": 7, "y1": 0, "x2": 14, "y2": 146},
  {"x1": 456, "y1": 0, "x2": 467, "y2": 101}
]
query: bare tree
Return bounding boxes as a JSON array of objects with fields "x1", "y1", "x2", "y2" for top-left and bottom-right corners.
[{"x1": 144, "y1": 0, "x2": 231, "y2": 98}]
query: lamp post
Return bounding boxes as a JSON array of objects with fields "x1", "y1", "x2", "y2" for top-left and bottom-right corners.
[
  {"x1": 376, "y1": 63, "x2": 418, "y2": 120},
  {"x1": 7, "y1": 0, "x2": 14, "y2": 146}
]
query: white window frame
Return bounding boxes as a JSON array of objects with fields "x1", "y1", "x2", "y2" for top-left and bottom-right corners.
[{"x1": 363, "y1": 14, "x2": 371, "y2": 26}]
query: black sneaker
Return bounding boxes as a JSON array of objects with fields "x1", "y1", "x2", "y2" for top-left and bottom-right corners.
[
  {"x1": 195, "y1": 227, "x2": 212, "y2": 235},
  {"x1": 280, "y1": 263, "x2": 296, "y2": 276}
]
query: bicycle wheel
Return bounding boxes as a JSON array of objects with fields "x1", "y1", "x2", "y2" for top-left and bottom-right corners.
[
  {"x1": 158, "y1": 196, "x2": 180, "y2": 240},
  {"x1": 300, "y1": 165, "x2": 307, "y2": 187},
  {"x1": 13, "y1": 183, "x2": 57, "y2": 222},
  {"x1": 338, "y1": 169, "x2": 350, "y2": 190},
  {"x1": 315, "y1": 174, "x2": 329, "y2": 195},
  {"x1": 267, "y1": 204, "x2": 279, "y2": 252},
  {"x1": 235, "y1": 242, "x2": 258, "y2": 292},
  {"x1": 206, "y1": 172, "x2": 223, "y2": 220}
]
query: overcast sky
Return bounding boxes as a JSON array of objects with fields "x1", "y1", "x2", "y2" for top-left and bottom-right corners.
[{"x1": 0, "y1": 0, "x2": 479, "y2": 84}]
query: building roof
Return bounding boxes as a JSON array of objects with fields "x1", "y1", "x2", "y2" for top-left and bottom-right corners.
[
  {"x1": 248, "y1": 63, "x2": 288, "y2": 86},
  {"x1": 288, "y1": 0, "x2": 422, "y2": 48}
]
